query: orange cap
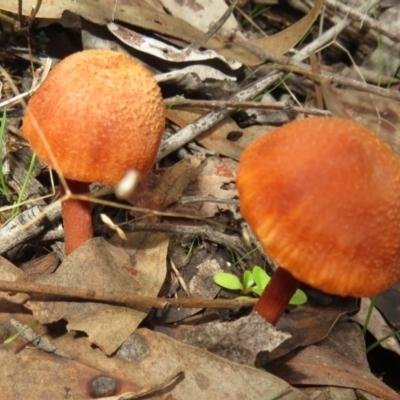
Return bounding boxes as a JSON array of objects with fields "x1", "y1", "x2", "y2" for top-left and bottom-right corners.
[
  {"x1": 237, "y1": 117, "x2": 400, "y2": 297},
  {"x1": 23, "y1": 49, "x2": 165, "y2": 186}
]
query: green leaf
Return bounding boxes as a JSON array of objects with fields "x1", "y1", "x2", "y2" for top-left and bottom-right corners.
[
  {"x1": 289, "y1": 289, "x2": 308, "y2": 305},
  {"x1": 243, "y1": 270, "x2": 254, "y2": 289},
  {"x1": 252, "y1": 266, "x2": 270, "y2": 292},
  {"x1": 213, "y1": 272, "x2": 243, "y2": 291}
]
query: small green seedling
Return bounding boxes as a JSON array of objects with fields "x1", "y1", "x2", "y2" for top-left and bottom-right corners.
[
  {"x1": 3, "y1": 320, "x2": 39, "y2": 344},
  {"x1": 214, "y1": 266, "x2": 307, "y2": 305}
]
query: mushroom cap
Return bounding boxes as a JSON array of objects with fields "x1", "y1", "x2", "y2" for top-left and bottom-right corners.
[
  {"x1": 23, "y1": 49, "x2": 165, "y2": 186},
  {"x1": 237, "y1": 117, "x2": 400, "y2": 297}
]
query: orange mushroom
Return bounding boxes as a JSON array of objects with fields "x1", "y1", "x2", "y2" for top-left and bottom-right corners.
[
  {"x1": 23, "y1": 49, "x2": 165, "y2": 255},
  {"x1": 236, "y1": 117, "x2": 400, "y2": 325}
]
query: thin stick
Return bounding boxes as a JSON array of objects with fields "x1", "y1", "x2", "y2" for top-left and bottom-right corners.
[
  {"x1": 233, "y1": 32, "x2": 400, "y2": 102},
  {"x1": 165, "y1": 98, "x2": 332, "y2": 116},
  {"x1": 0, "y1": 279, "x2": 256, "y2": 310},
  {"x1": 189, "y1": 0, "x2": 240, "y2": 50}
]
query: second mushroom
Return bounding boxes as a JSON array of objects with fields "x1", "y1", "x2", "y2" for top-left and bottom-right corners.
[{"x1": 236, "y1": 117, "x2": 400, "y2": 325}]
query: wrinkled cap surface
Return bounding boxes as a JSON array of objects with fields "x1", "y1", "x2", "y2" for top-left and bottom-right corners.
[
  {"x1": 237, "y1": 117, "x2": 400, "y2": 297},
  {"x1": 23, "y1": 49, "x2": 165, "y2": 186}
]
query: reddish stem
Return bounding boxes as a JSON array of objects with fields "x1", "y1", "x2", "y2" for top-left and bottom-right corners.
[
  {"x1": 254, "y1": 267, "x2": 300, "y2": 325},
  {"x1": 60, "y1": 179, "x2": 93, "y2": 255}
]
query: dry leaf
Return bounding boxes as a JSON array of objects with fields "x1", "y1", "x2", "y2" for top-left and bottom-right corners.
[
  {"x1": 26, "y1": 234, "x2": 168, "y2": 354},
  {"x1": 128, "y1": 152, "x2": 206, "y2": 215},
  {"x1": 155, "y1": 65, "x2": 237, "y2": 91},
  {"x1": 322, "y1": 83, "x2": 400, "y2": 155},
  {"x1": 2, "y1": 0, "x2": 262, "y2": 65},
  {"x1": 168, "y1": 156, "x2": 238, "y2": 218},
  {"x1": 115, "y1": 328, "x2": 309, "y2": 400},
  {"x1": 165, "y1": 312, "x2": 291, "y2": 366},
  {"x1": 351, "y1": 297, "x2": 400, "y2": 357},
  {"x1": 261, "y1": 296, "x2": 357, "y2": 364},
  {"x1": 0, "y1": 322, "x2": 182, "y2": 399},
  {"x1": 252, "y1": 0, "x2": 324, "y2": 54},
  {"x1": 0, "y1": 305, "x2": 308, "y2": 400},
  {"x1": 265, "y1": 345, "x2": 400, "y2": 400},
  {"x1": 159, "y1": 0, "x2": 239, "y2": 37},
  {"x1": 317, "y1": 320, "x2": 371, "y2": 370},
  {"x1": 108, "y1": 22, "x2": 241, "y2": 69},
  {"x1": 0, "y1": 257, "x2": 32, "y2": 304}
]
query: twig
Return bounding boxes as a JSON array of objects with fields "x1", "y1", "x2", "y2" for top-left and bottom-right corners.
[
  {"x1": 157, "y1": 71, "x2": 282, "y2": 161},
  {"x1": 0, "y1": 280, "x2": 257, "y2": 309},
  {"x1": 0, "y1": 64, "x2": 27, "y2": 109},
  {"x1": 169, "y1": 257, "x2": 191, "y2": 296},
  {"x1": 189, "y1": 0, "x2": 240, "y2": 50},
  {"x1": 165, "y1": 98, "x2": 332, "y2": 116},
  {"x1": 99, "y1": 222, "x2": 248, "y2": 256},
  {"x1": 233, "y1": 32, "x2": 400, "y2": 102},
  {"x1": 0, "y1": 204, "x2": 61, "y2": 254},
  {"x1": 294, "y1": 16, "x2": 350, "y2": 60},
  {"x1": 324, "y1": 0, "x2": 400, "y2": 44}
]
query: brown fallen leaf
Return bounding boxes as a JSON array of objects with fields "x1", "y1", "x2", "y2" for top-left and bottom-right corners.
[
  {"x1": 128, "y1": 152, "x2": 206, "y2": 215},
  {"x1": 0, "y1": 256, "x2": 32, "y2": 304},
  {"x1": 2, "y1": 0, "x2": 262, "y2": 66},
  {"x1": 317, "y1": 320, "x2": 370, "y2": 370},
  {"x1": 114, "y1": 328, "x2": 309, "y2": 400},
  {"x1": 252, "y1": 0, "x2": 324, "y2": 54},
  {"x1": 260, "y1": 296, "x2": 357, "y2": 364},
  {"x1": 0, "y1": 317, "x2": 181, "y2": 399},
  {"x1": 2, "y1": 322, "x2": 309, "y2": 400},
  {"x1": 168, "y1": 156, "x2": 238, "y2": 218},
  {"x1": 159, "y1": 0, "x2": 239, "y2": 39},
  {"x1": 265, "y1": 345, "x2": 400, "y2": 400},
  {"x1": 322, "y1": 83, "x2": 400, "y2": 156},
  {"x1": 163, "y1": 312, "x2": 290, "y2": 366},
  {"x1": 26, "y1": 234, "x2": 168, "y2": 355}
]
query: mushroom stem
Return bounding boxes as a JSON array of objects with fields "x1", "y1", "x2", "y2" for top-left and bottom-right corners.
[
  {"x1": 254, "y1": 267, "x2": 300, "y2": 326},
  {"x1": 60, "y1": 179, "x2": 93, "y2": 255}
]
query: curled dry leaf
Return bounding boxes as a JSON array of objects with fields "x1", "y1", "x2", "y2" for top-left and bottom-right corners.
[
  {"x1": 107, "y1": 22, "x2": 242, "y2": 70},
  {"x1": 155, "y1": 65, "x2": 237, "y2": 89},
  {"x1": 251, "y1": 0, "x2": 324, "y2": 54},
  {"x1": 128, "y1": 152, "x2": 206, "y2": 215},
  {"x1": 260, "y1": 296, "x2": 357, "y2": 364}
]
